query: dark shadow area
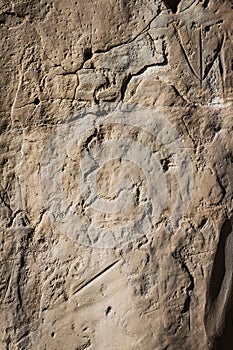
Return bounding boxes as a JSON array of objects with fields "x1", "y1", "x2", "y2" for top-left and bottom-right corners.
[
  {"x1": 203, "y1": 0, "x2": 210, "y2": 9},
  {"x1": 209, "y1": 219, "x2": 232, "y2": 302},
  {"x1": 83, "y1": 47, "x2": 93, "y2": 61},
  {"x1": 215, "y1": 304, "x2": 233, "y2": 350},
  {"x1": 162, "y1": 0, "x2": 181, "y2": 13},
  {"x1": 207, "y1": 219, "x2": 233, "y2": 349}
]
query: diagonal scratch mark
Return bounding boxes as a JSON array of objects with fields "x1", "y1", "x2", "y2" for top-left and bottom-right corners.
[
  {"x1": 94, "y1": 13, "x2": 159, "y2": 55},
  {"x1": 4, "y1": 265, "x2": 15, "y2": 302},
  {"x1": 173, "y1": 24, "x2": 201, "y2": 81},
  {"x1": 72, "y1": 259, "x2": 121, "y2": 295},
  {"x1": 10, "y1": 71, "x2": 23, "y2": 127},
  {"x1": 203, "y1": 33, "x2": 225, "y2": 80},
  {"x1": 4, "y1": 253, "x2": 18, "y2": 303}
]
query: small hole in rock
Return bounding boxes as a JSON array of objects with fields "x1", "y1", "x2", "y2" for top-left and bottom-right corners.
[
  {"x1": 83, "y1": 48, "x2": 93, "y2": 61},
  {"x1": 105, "y1": 306, "x2": 112, "y2": 316},
  {"x1": 198, "y1": 217, "x2": 207, "y2": 228},
  {"x1": 160, "y1": 158, "x2": 171, "y2": 172},
  {"x1": 34, "y1": 97, "x2": 40, "y2": 105},
  {"x1": 51, "y1": 331, "x2": 55, "y2": 337}
]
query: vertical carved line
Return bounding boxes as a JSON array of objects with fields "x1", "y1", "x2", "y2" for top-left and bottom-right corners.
[{"x1": 199, "y1": 25, "x2": 203, "y2": 87}]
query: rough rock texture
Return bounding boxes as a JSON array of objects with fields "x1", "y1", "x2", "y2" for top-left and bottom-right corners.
[{"x1": 0, "y1": 0, "x2": 232, "y2": 349}]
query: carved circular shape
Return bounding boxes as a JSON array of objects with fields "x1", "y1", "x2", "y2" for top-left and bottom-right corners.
[{"x1": 39, "y1": 103, "x2": 193, "y2": 248}]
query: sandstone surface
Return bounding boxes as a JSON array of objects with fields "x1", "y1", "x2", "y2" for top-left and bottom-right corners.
[{"x1": 0, "y1": 1, "x2": 232, "y2": 349}]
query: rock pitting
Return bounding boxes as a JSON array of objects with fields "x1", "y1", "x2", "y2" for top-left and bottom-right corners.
[{"x1": 0, "y1": 1, "x2": 232, "y2": 349}]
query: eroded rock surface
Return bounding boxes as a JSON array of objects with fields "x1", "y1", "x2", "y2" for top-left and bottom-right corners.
[{"x1": 0, "y1": 0, "x2": 232, "y2": 349}]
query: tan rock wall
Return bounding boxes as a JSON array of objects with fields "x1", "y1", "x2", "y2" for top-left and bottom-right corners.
[{"x1": 0, "y1": 1, "x2": 232, "y2": 349}]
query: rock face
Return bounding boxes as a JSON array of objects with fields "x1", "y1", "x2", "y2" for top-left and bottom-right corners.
[{"x1": 0, "y1": 1, "x2": 232, "y2": 349}]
